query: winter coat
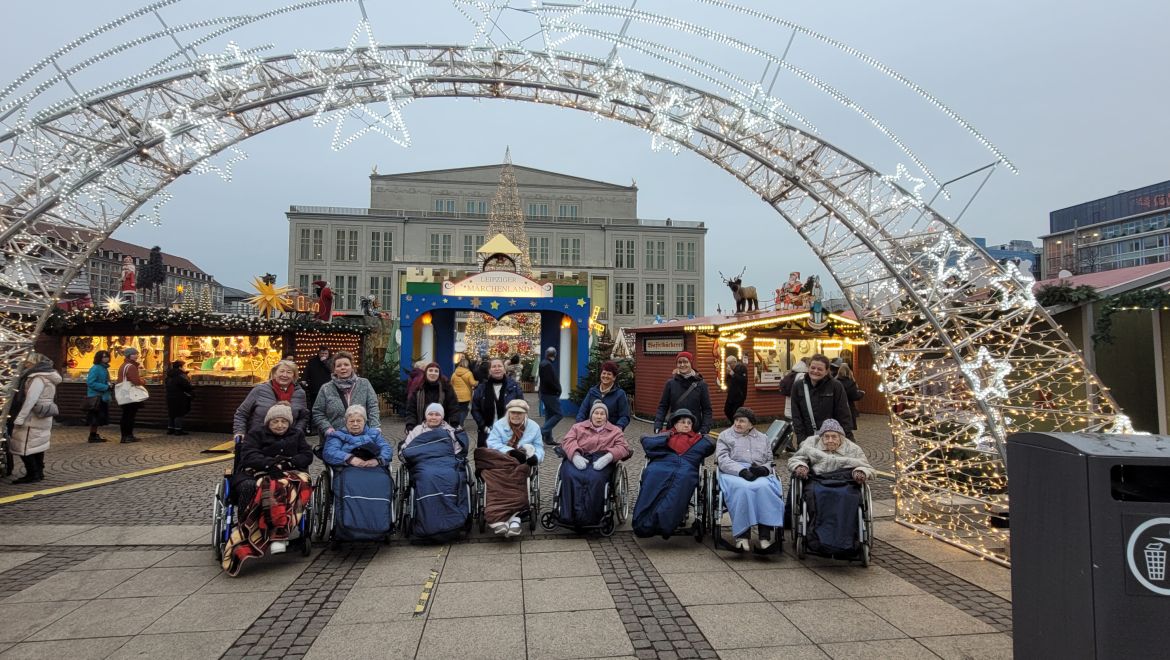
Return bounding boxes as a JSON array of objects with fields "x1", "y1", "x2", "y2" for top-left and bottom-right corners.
[
  {"x1": 165, "y1": 366, "x2": 194, "y2": 418},
  {"x1": 715, "y1": 427, "x2": 773, "y2": 477},
  {"x1": 86, "y1": 364, "x2": 112, "y2": 402},
  {"x1": 451, "y1": 366, "x2": 477, "y2": 403},
  {"x1": 560, "y1": 420, "x2": 631, "y2": 463},
  {"x1": 304, "y1": 357, "x2": 333, "y2": 401},
  {"x1": 538, "y1": 358, "x2": 561, "y2": 396},
  {"x1": 322, "y1": 425, "x2": 393, "y2": 467},
  {"x1": 486, "y1": 417, "x2": 545, "y2": 462},
  {"x1": 11, "y1": 368, "x2": 61, "y2": 455},
  {"x1": 404, "y1": 378, "x2": 460, "y2": 432},
  {"x1": 312, "y1": 377, "x2": 381, "y2": 435},
  {"x1": 725, "y1": 363, "x2": 748, "y2": 409},
  {"x1": 233, "y1": 426, "x2": 314, "y2": 492},
  {"x1": 787, "y1": 435, "x2": 875, "y2": 481},
  {"x1": 575, "y1": 385, "x2": 631, "y2": 430},
  {"x1": 778, "y1": 363, "x2": 808, "y2": 420},
  {"x1": 836, "y1": 373, "x2": 863, "y2": 427},
  {"x1": 653, "y1": 372, "x2": 714, "y2": 435},
  {"x1": 789, "y1": 375, "x2": 853, "y2": 443},
  {"x1": 470, "y1": 376, "x2": 524, "y2": 430},
  {"x1": 234, "y1": 381, "x2": 310, "y2": 436}
]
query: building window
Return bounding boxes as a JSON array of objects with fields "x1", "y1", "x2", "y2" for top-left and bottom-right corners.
[
  {"x1": 335, "y1": 230, "x2": 359, "y2": 261},
  {"x1": 466, "y1": 200, "x2": 487, "y2": 215},
  {"x1": 370, "y1": 231, "x2": 393, "y2": 262},
  {"x1": 558, "y1": 204, "x2": 578, "y2": 219},
  {"x1": 370, "y1": 276, "x2": 394, "y2": 311},
  {"x1": 646, "y1": 240, "x2": 665, "y2": 270},
  {"x1": 299, "y1": 228, "x2": 311, "y2": 260},
  {"x1": 463, "y1": 234, "x2": 485, "y2": 263},
  {"x1": 298, "y1": 274, "x2": 309, "y2": 292},
  {"x1": 615, "y1": 239, "x2": 634, "y2": 269},
  {"x1": 615, "y1": 282, "x2": 635, "y2": 315},
  {"x1": 560, "y1": 237, "x2": 581, "y2": 266},
  {"x1": 332, "y1": 275, "x2": 358, "y2": 311},
  {"x1": 434, "y1": 198, "x2": 455, "y2": 213},
  {"x1": 645, "y1": 283, "x2": 665, "y2": 317},
  {"x1": 527, "y1": 203, "x2": 549, "y2": 219},
  {"x1": 311, "y1": 229, "x2": 323, "y2": 260},
  {"x1": 675, "y1": 241, "x2": 696, "y2": 271},
  {"x1": 529, "y1": 236, "x2": 549, "y2": 264},
  {"x1": 429, "y1": 233, "x2": 452, "y2": 261},
  {"x1": 675, "y1": 283, "x2": 696, "y2": 316}
]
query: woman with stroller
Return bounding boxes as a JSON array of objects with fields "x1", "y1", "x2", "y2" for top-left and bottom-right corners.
[
  {"x1": 234, "y1": 360, "x2": 310, "y2": 441},
  {"x1": 404, "y1": 362, "x2": 460, "y2": 433},
  {"x1": 475, "y1": 399, "x2": 543, "y2": 537},
  {"x1": 555, "y1": 401, "x2": 631, "y2": 528},
  {"x1": 400, "y1": 403, "x2": 471, "y2": 540},
  {"x1": 632, "y1": 408, "x2": 714, "y2": 538},
  {"x1": 223, "y1": 401, "x2": 314, "y2": 576},
  {"x1": 313, "y1": 351, "x2": 381, "y2": 437},
  {"x1": 716, "y1": 407, "x2": 785, "y2": 553},
  {"x1": 575, "y1": 361, "x2": 631, "y2": 430}
]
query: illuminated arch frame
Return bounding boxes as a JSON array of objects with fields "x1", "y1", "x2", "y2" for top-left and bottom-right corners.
[{"x1": 0, "y1": 39, "x2": 1126, "y2": 562}]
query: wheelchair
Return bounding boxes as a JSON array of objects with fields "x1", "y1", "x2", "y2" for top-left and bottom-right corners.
[
  {"x1": 709, "y1": 466, "x2": 784, "y2": 554},
  {"x1": 475, "y1": 461, "x2": 541, "y2": 534},
  {"x1": 789, "y1": 469, "x2": 872, "y2": 566},
  {"x1": 395, "y1": 437, "x2": 475, "y2": 540},
  {"x1": 309, "y1": 447, "x2": 396, "y2": 548},
  {"x1": 540, "y1": 446, "x2": 629, "y2": 536},
  {"x1": 211, "y1": 437, "x2": 313, "y2": 562},
  {"x1": 635, "y1": 463, "x2": 709, "y2": 542}
]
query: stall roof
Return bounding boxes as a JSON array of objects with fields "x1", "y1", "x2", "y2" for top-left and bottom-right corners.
[{"x1": 627, "y1": 308, "x2": 860, "y2": 333}]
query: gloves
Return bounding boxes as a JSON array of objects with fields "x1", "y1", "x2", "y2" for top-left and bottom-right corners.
[
  {"x1": 508, "y1": 448, "x2": 527, "y2": 463},
  {"x1": 739, "y1": 468, "x2": 758, "y2": 482},
  {"x1": 521, "y1": 444, "x2": 536, "y2": 458},
  {"x1": 572, "y1": 454, "x2": 589, "y2": 470},
  {"x1": 526, "y1": 455, "x2": 539, "y2": 466},
  {"x1": 593, "y1": 453, "x2": 614, "y2": 471},
  {"x1": 750, "y1": 465, "x2": 770, "y2": 478}
]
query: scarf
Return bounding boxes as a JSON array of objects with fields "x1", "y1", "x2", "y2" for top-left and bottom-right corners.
[
  {"x1": 598, "y1": 381, "x2": 614, "y2": 395},
  {"x1": 331, "y1": 374, "x2": 358, "y2": 391},
  {"x1": 508, "y1": 422, "x2": 525, "y2": 448},
  {"x1": 270, "y1": 380, "x2": 294, "y2": 402},
  {"x1": 667, "y1": 429, "x2": 702, "y2": 455},
  {"x1": 483, "y1": 376, "x2": 506, "y2": 421}
]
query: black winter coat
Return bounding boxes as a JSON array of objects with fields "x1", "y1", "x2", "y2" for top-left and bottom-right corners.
[
  {"x1": 232, "y1": 426, "x2": 313, "y2": 492},
  {"x1": 470, "y1": 376, "x2": 524, "y2": 430},
  {"x1": 836, "y1": 374, "x2": 864, "y2": 427},
  {"x1": 724, "y1": 363, "x2": 748, "y2": 410},
  {"x1": 538, "y1": 358, "x2": 561, "y2": 396},
  {"x1": 654, "y1": 372, "x2": 714, "y2": 435},
  {"x1": 304, "y1": 357, "x2": 332, "y2": 401},
  {"x1": 404, "y1": 378, "x2": 460, "y2": 432},
  {"x1": 164, "y1": 367, "x2": 194, "y2": 418},
  {"x1": 789, "y1": 375, "x2": 853, "y2": 442}
]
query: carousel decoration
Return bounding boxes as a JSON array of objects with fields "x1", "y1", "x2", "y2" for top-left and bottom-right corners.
[{"x1": 0, "y1": 0, "x2": 1129, "y2": 563}]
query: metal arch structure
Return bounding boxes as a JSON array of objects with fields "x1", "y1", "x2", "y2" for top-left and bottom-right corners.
[{"x1": 0, "y1": 41, "x2": 1126, "y2": 560}]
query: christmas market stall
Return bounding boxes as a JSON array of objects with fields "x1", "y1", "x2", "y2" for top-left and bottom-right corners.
[
  {"x1": 37, "y1": 307, "x2": 366, "y2": 432},
  {"x1": 628, "y1": 309, "x2": 885, "y2": 423}
]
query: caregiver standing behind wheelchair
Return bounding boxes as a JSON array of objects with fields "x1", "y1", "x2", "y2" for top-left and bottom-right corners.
[
  {"x1": 234, "y1": 359, "x2": 310, "y2": 441},
  {"x1": 716, "y1": 407, "x2": 785, "y2": 553},
  {"x1": 312, "y1": 350, "x2": 381, "y2": 437}
]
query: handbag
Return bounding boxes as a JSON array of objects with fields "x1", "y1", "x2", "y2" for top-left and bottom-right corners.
[
  {"x1": 81, "y1": 396, "x2": 99, "y2": 414},
  {"x1": 115, "y1": 380, "x2": 149, "y2": 405}
]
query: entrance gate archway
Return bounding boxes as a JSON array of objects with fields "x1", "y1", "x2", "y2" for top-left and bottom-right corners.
[{"x1": 0, "y1": 4, "x2": 1128, "y2": 561}]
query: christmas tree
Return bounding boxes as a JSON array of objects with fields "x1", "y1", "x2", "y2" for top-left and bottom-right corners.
[
  {"x1": 485, "y1": 147, "x2": 531, "y2": 274},
  {"x1": 198, "y1": 284, "x2": 213, "y2": 312}
]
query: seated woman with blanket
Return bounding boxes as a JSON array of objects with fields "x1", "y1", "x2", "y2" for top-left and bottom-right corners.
[
  {"x1": 555, "y1": 402, "x2": 631, "y2": 529},
  {"x1": 224, "y1": 402, "x2": 314, "y2": 576},
  {"x1": 633, "y1": 408, "x2": 714, "y2": 539},
  {"x1": 322, "y1": 405, "x2": 394, "y2": 468},
  {"x1": 400, "y1": 403, "x2": 472, "y2": 540},
  {"x1": 716, "y1": 407, "x2": 785, "y2": 553},
  {"x1": 475, "y1": 399, "x2": 544, "y2": 537},
  {"x1": 786, "y1": 418, "x2": 875, "y2": 557}
]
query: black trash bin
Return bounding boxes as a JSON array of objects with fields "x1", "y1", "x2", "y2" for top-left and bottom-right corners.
[{"x1": 1008, "y1": 432, "x2": 1170, "y2": 659}]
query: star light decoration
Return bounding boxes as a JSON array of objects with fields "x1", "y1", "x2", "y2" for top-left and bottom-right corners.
[
  {"x1": 914, "y1": 231, "x2": 976, "y2": 299},
  {"x1": 247, "y1": 277, "x2": 294, "y2": 318},
  {"x1": 102, "y1": 296, "x2": 124, "y2": 313},
  {"x1": 960, "y1": 347, "x2": 1013, "y2": 403},
  {"x1": 987, "y1": 261, "x2": 1037, "y2": 311}
]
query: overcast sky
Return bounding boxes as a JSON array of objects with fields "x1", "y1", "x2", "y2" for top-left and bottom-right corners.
[{"x1": 4, "y1": 1, "x2": 1169, "y2": 311}]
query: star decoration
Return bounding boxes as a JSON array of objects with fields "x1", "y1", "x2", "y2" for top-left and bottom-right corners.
[
  {"x1": 529, "y1": 301, "x2": 537, "y2": 307},
  {"x1": 196, "y1": 41, "x2": 264, "y2": 93},
  {"x1": 915, "y1": 231, "x2": 976, "y2": 298},
  {"x1": 102, "y1": 296, "x2": 124, "y2": 313},
  {"x1": 987, "y1": 262, "x2": 1037, "y2": 311},
  {"x1": 594, "y1": 56, "x2": 646, "y2": 112},
  {"x1": 960, "y1": 347, "x2": 1012, "y2": 402},
  {"x1": 878, "y1": 162, "x2": 929, "y2": 209},
  {"x1": 443, "y1": 298, "x2": 449, "y2": 303},
  {"x1": 471, "y1": 297, "x2": 482, "y2": 308},
  {"x1": 647, "y1": 89, "x2": 700, "y2": 154},
  {"x1": 405, "y1": 295, "x2": 413, "y2": 302},
  {"x1": 576, "y1": 298, "x2": 587, "y2": 307},
  {"x1": 246, "y1": 277, "x2": 294, "y2": 318},
  {"x1": 508, "y1": 299, "x2": 517, "y2": 306},
  {"x1": 875, "y1": 352, "x2": 914, "y2": 394},
  {"x1": 126, "y1": 190, "x2": 172, "y2": 228},
  {"x1": 490, "y1": 301, "x2": 500, "y2": 310}
]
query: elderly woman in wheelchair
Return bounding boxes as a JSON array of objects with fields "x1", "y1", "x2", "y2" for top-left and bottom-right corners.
[
  {"x1": 787, "y1": 418, "x2": 874, "y2": 484},
  {"x1": 542, "y1": 401, "x2": 631, "y2": 534},
  {"x1": 715, "y1": 407, "x2": 785, "y2": 553}
]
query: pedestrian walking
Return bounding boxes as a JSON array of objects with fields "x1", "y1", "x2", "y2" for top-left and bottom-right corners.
[
  {"x1": 164, "y1": 360, "x2": 194, "y2": 435},
  {"x1": 788, "y1": 353, "x2": 853, "y2": 443},
  {"x1": 653, "y1": 352, "x2": 713, "y2": 435},
  {"x1": 84, "y1": 350, "x2": 112, "y2": 443},
  {"x1": 833, "y1": 360, "x2": 865, "y2": 435},
  {"x1": 723, "y1": 355, "x2": 748, "y2": 424},
  {"x1": 538, "y1": 347, "x2": 563, "y2": 446},
  {"x1": 10, "y1": 353, "x2": 61, "y2": 484},
  {"x1": 451, "y1": 357, "x2": 478, "y2": 428},
  {"x1": 116, "y1": 347, "x2": 147, "y2": 443}
]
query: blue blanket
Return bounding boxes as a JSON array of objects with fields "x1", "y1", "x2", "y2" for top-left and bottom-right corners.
[
  {"x1": 332, "y1": 466, "x2": 394, "y2": 541},
  {"x1": 806, "y1": 468, "x2": 862, "y2": 556},
  {"x1": 717, "y1": 470, "x2": 785, "y2": 538},
  {"x1": 632, "y1": 434, "x2": 714, "y2": 538},
  {"x1": 555, "y1": 451, "x2": 613, "y2": 527},
  {"x1": 401, "y1": 428, "x2": 470, "y2": 540}
]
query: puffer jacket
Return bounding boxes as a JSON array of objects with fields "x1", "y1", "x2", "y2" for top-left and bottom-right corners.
[
  {"x1": 233, "y1": 427, "x2": 314, "y2": 492},
  {"x1": 321, "y1": 426, "x2": 393, "y2": 467},
  {"x1": 12, "y1": 369, "x2": 62, "y2": 455},
  {"x1": 575, "y1": 385, "x2": 631, "y2": 430},
  {"x1": 234, "y1": 381, "x2": 310, "y2": 436},
  {"x1": 451, "y1": 366, "x2": 477, "y2": 403}
]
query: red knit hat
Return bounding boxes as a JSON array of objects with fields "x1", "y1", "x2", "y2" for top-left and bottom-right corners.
[{"x1": 676, "y1": 351, "x2": 694, "y2": 362}]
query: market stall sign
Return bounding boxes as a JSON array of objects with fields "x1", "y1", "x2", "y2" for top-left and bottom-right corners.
[
  {"x1": 644, "y1": 335, "x2": 685, "y2": 355},
  {"x1": 442, "y1": 271, "x2": 554, "y2": 298}
]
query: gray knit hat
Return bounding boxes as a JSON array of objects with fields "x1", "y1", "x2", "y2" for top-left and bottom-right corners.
[
  {"x1": 589, "y1": 400, "x2": 609, "y2": 417},
  {"x1": 818, "y1": 418, "x2": 845, "y2": 436},
  {"x1": 264, "y1": 402, "x2": 294, "y2": 426},
  {"x1": 123, "y1": 347, "x2": 139, "y2": 358}
]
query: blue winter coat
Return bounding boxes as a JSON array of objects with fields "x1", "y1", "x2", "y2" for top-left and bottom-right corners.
[
  {"x1": 486, "y1": 417, "x2": 545, "y2": 463},
  {"x1": 322, "y1": 426, "x2": 393, "y2": 467},
  {"x1": 86, "y1": 364, "x2": 112, "y2": 402},
  {"x1": 574, "y1": 385, "x2": 631, "y2": 429}
]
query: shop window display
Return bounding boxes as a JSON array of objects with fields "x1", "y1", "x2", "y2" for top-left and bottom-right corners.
[
  {"x1": 64, "y1": 335, "x2": 165, "y2": 382},
  {"x1": 171, "y1": 335, "x2": 284, "y2": 385}
]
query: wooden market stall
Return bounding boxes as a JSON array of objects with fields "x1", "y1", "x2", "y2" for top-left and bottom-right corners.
[
  {"x1": 36, "y1": 308, "x2": 366, "y2": 433},
  {"x1": 628, "y1": 309, "x2": 887, "y2": 423}
]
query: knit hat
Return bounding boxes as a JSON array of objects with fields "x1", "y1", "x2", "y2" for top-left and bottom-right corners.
[
  {"x1": 600, "y1": 360, "x2": 619, "y2": 375},
  {"x1": 123, "y1": 347, "x2": 139, "y2": 358},
  {"x1": 506, "y1": 399, "x2": 529, "y2": 414},
  {"x1": 589, "y1": 401, "x2": 609, "y2": 418},
  {"x1": 675, "y1": 351, "x2": 694, "y2": 363},
  {"x1": 265, "y1": 402, "x2": 294, "y2": 425},
  {"x1": 668, "y1": 408, "x2": 697, "y2": 427},
  {"x1": 425, "y1": 402, "x2": 444, "y2": 417},
  {"x1": 732, "y1": 407, "x2": 757, "y2": 425},
  {"x1": 818, "y1": 418, "x2": 845, "y2": 436}
]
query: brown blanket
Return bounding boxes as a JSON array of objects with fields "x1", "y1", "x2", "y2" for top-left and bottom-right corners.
[{"x1": 474, "y1": 447, "x2": 531, "y2": 524}]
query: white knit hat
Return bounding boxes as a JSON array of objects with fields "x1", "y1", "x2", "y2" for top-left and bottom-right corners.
[
  {"x1": 264, "y1": 402, "x2": 294, "y2": 425},
  {"x1": 425, "y1": 402, "x2": 444, "y2": 417}
]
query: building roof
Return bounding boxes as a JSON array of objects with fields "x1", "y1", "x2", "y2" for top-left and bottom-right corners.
[
  {"x1": 1032, "y1": 262, "x2": 1170, "y2": 297},
  {"x1": 98, "y1": 237, "x2": 209, "y2": 276},
  {"x1": 221, "y1": 285, "x2": 252, "y2": 300},
  {"x1": 371, "y1": 162, "x2": 636, "y2": 191},
  {"x1": 627, "y1": 308, "x2": 860, "y2": 333}
]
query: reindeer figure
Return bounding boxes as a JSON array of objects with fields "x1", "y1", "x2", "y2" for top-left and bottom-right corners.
[{"x1": 719, "y1": 268, "x2": 759, "y2": 313}]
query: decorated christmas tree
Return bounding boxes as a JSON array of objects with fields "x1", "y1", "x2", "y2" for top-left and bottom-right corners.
[
  {"x1": 198, "y1": 284, "x2": 213, "y2": 312},
  {"x1": 485, "y1": 147, "x2": 531, "y2": 275}
]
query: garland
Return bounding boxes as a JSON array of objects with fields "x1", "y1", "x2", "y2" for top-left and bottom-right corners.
[
  {"x1": 1035, "y1": 283, "x2": 1099, "y2": 308},
  {"x1": 43, "y1": 307, "x2": 370, "y2": 335},
  {"x1": 1092, "y1": 288, "x2": 1170, "y2": 345}
]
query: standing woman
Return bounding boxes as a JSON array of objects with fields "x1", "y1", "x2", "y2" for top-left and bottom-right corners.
[
  {"x1": 723, "y1": 355, "x2": 748, "y2": 425},
  {"x1": 233, "y1": 359, "x2": 310, "y2": 441},
  {"x1": 404, "y1": 362, "x2": 459, "y2": 433},
  {"x1": 10, "y1": 353, "x2": 61, "y2": 484},
  {"x1": 84, "y1": 350, "x2": 112, "y2": 443},
  {"x1": 165, "y1": 360, "x2": 194, "y2": 435},
  {"x1": 652, "y1": 352, "x2": 714, "y2": 435},
  {"x1": 312, "y1": 350, "x2": 381, "y2": 437},
  {"x1": 117, "y1": 347, "x2": 146, "y2": 443},
  {"x1": 470, "y1": 358, "x2": 524, "y2": 448},
  {"x1": 575, "y1": 361, "x2": 631, "y2": 430}
]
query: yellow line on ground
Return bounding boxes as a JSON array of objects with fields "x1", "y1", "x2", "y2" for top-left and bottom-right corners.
[
  {"x1": 0, "y1": 454, "x2": 233, "y2": 506},
  {"x1": 414, "y1": 569, "x2": 440, "y2": 615}
]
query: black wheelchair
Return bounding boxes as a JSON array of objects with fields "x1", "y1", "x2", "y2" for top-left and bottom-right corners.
[
  {"x1": 540, "y1": 446, "x2": 629, "y2": 536},
  {"x1": 789, "y1": 468, "x2": 873, "y2": 567}
]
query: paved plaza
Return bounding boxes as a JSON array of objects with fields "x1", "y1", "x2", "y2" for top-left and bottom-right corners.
[{"x1": 0, "y1": 410, "x2": 1013, "y2": 659}]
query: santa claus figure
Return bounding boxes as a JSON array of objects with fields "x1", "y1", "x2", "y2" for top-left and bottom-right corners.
[
  {"x1": 313, "y1": 280, "x2": 333, "y2": 322},
  {"x1": 120, "y1": 255, "x2": 136, "y2": 304}
]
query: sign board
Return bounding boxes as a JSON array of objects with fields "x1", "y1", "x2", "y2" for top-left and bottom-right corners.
[
  {"x1": 1125, "y1": 516, "x2": 1170, "y2": 596},
  {"x1": 442, "y1": 271, "x2": 554, "y2": 298},
  {"x1": 644, "y1": 335, "x2": 685, "y2": 355}
]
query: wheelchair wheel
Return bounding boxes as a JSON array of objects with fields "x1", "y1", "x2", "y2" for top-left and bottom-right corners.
[
  {"x1": 691, "y1": 518, "x2": 704, "y2": 542},
  {"x1": 528, "y1": 467, "x2": 541, "y2": 532},
  {"x1": 476, "y1": 479, "x2": 487, "y2": 533},
  {"x1": 1, "y1": 442, "x2": 12, "y2": 478},
  {"x1": 401, "y1": 488, "x2": 414, "y2": 539},
  {"x1": 613, "y1": 465, "x2": 630, "y2": 524},
  {"x1": 795, "y1": 534, "x2": 806, "y2": 559},
  {"x1": 540, "y1": 511, "x2": 556, "y2": 530},
  {"x1": 211, "y1": 482, "x2": 226, "y2": 561},
  {"x1": 299, "y1": 505, "x2": 313, "y2": 557},
  {"x1": 599, "y1": 514, "x2": 616, "y2": 537},
  {"x1": 312, "y1": 471, "x2": 332, "y2": 542}
]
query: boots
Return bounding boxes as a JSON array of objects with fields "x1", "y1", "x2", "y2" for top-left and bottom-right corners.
[
  {"x1": 88, "y1": 431, "x2": 107, "y2": 443},
  {"x1": 12, "y1": 454, "x2": 43, "y2": 484},
  {"x1": 120, "y1": 435, "x2": 138, "y2": 443}
]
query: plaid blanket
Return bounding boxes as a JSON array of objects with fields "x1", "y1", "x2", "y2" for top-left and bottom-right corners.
[{"x1": 222, "y1": 471, "x2": 312, "y2": 577}]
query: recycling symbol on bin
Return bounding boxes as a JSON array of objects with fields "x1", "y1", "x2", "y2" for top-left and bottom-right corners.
[{"x1": 1126, "y1": 517, "x2": 1170, "y2": 596}]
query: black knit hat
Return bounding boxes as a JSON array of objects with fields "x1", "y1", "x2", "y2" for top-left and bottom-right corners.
[
  {"x1": 732, "y1": 407, "x2": 757, "y2": 425},
  {"x1": 668, "y1": 408, "x2": 698, "y2": 427}
]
